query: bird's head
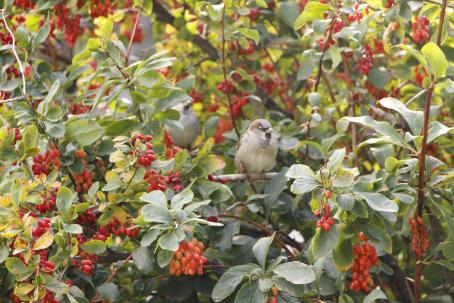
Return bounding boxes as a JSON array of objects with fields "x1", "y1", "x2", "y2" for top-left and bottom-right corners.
[{"x1": 248, "y1": 119, "x2": 274, "y2": 143}]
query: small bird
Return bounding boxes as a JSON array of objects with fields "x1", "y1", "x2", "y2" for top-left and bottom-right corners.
[
  {"x1": 165, "y1": 99, "x2": 201, "y2": 148},
  {"x1": 234, "y1": 119, "x2": 278, "y2": 173}
]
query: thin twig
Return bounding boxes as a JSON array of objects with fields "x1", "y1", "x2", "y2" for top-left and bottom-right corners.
[
  {"x1": 1, "y1": 9, "x2": 27, "y2": 96},
  {"x1": 314, "y1": 16, "x2": 337, "y2": 92},
  {"x1": 405, "y1": 88, "x2": 428, "y2": 106},
  {"x1": 91, "y1": 254, "x2": 133, "y2": 303},
  {"x1": 220, "y1": 7, "x2": 240, "y2": 138},
  {"x1": 423, "y1": 0, "x2": 454, "y2": 8},
  {"x1": 414, "y1": 0, "x2": 448, "y2": 302},
  {"x1": 218, "y1": 214, "x2": 298, "y2": 260},
  {"x1": 0, "y1": 95, "x2": 26, "y2": 104},
  {"x1": 125, "y1": 4, "x2": 143, "y2": 65}
]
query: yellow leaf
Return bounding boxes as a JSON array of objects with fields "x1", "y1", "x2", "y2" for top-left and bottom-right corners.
[{"x1": 33, "y1": 232, "x2": 54, "y2": 250}]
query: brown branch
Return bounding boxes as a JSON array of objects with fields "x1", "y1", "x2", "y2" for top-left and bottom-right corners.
[
  {"x1": 152, "y1": 0, "x2": 219, "y2": 60},
  {"x1": 91, "y1": 254, "x2": 133, "y2": 303},
  {"x1": 314, "y1": 16, "x2": 337, "y2": 92},
  {"x1": 126, "y1": 4, "x2": 143, "y2": 65},
  {"x1": 341, "y1": 53, "x2": 358, "y2": 167},
  {"x1": 380, "y1": 254, "x2": 415, "y2": 303},
  {"x1": 209, "y1": 172, "x2": 279, "y2": 182},
  {"x1": 220, "y1": 7, "x2": 240, "y2": 138},
  {"x1": 414, "y1": 0, "x2": 448, "y2": 302},
  {"x1": 218, "y1": 214, "x2": 299, "y2": 260}
]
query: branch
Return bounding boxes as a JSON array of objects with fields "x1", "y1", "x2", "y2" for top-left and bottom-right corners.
[
  {"x1": 126, "y1": 4, "x2": 143, "y2": 65},
  {"x1": 1, "y1": 9, "x2": 27, "y2": 96},
  {"x1": 220, "y1": 8, "x2": 240, "y2": 138},
  {"x1": 91, "y1": 254, "x2": 133, "y2": 303},
  {"x1": 209, "y1": 172, "x2": 279, "y2": 182},
  {"x1": 152, "y1": 0, "x2": 219, "y2": 60},
  {"x1": 414, "y1": 1, "x2": 448, "y2": 302},
  {"x1": 218, "y1": 214, "x2": 299, "y2": 260},
  {"x1": 380, "y1": 254, "x2": 415, "y2": 303},
  {"x1": 314, "y1": 16, "x2": 337, "y2": 92}
]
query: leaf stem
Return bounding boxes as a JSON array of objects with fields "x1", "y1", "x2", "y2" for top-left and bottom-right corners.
[{"x1": 414, "y1": 0, "x2": 447, "y2": 301}]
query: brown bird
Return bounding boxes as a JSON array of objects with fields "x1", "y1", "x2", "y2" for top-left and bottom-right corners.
[{"x1": 234, "y1": 119, "x2": 278, "y2": 173}]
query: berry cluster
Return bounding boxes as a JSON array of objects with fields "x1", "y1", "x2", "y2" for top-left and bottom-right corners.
[
  {"x1": 143, "y1": 169, "x2": 184, "y2": 192},
  {"x1": 216, "y1": 80, "x2": 235, "y2": 94},
  {"x1": 350, "y1": 232, "x2": 378, "y2": 293},
  {"x1": 169, "y1": 239, "x2": 208, "y2": 276},
  {"x1": 409, "y1": 216, "x2": 430, "y2": 258},
  {"x1": 213, "y1": 118, "x2": 233, "y2": 144},
  {"x1": 93, "y1": 218, "x2": 139, "y2": 241},
  {"x1": 414, "y1": 66, "x2": 428, "y2": 86},
  {"x1": 32, "y1": 218, "x2": 51, "y2": 238},
  {"x1": 39, "y1": 251, "x2": 55, "y2": 274},
  {"x1": 70, "y1": 103, "x2": 92, "y2": 114},
  {"x1": 124, "y1": 14, "x2": 144, "y2": 43},
  {"x1": 318, "y1": 18, "x2": 344, "y2": 50},
  {"x1": 131, "y1": 134, "x2": 155, "y2": 167},
  {"x1": 35, "y1": 189, "x2": 57, "y2": 214},
  {"x1": 77, "y1": 208, "x2": 97, "y2": 225},
  {"x1": 412, "y1": 16, "x2": 430, "y2": 44},
  {"x1": 13, "y1": 0, "x2": 34, "y2": 9},
  {"x1": 73, "y1": 235, "x2": 99, "y2": 275},
  {"x1": 12, "y1": 128, "x2": 22, "y2": 145},
  {"x1": 232, "y1": 95, "x2": 248, "y2": 117},
  {"x1": 74, "y1": 168, "x2": 93, "y2": 193},
  {"x1": 54, "y1": 4, "x2": 83, "y2": 47},
  {"x1": 32, "y1": 148, "x2": 61, "y2": 175},
  {"x1": 314, "y1": 204, "x2": 335, "y2": 231},
  {"x1": 357, "y1": 45, "x2": 373, "y2": 75},
  {"x1": 164, "y1": 130, "x2": 182, "y2": 159},
  {"x1": 348, "y1": 2, "x2": 369, "y2": 23},
  {"x1": 89, "y1": 0, "x2": 114, "y2": 18},
  {"x1": 42, "y1": 290, "x2": 59, "y2": 303},
  {"x1": 267, "y1": 287, "x2": 279, "y2": 303}
]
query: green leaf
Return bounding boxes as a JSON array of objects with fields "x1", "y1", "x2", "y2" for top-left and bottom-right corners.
[
  {"x1": 311, "y1": 225, "x2": 339, "y2": 259},
  {"x1": 0, "y1": 244, "x2": 8, "y2": 263},
  {"x1": 286, "y1": 164, "x2": 316, "y2": 179},
  {"x1": 105, "y1": 119, "x2": 139, "y2": 136},
  {"x1": 212, "y1": 264, "x2": 261, "y2": 302},
  {"x1": 63, "y1": 224, "x2": 83, "y2": 234},
  {"x1": 35, "y1": 19, "x2": 50, "y2": 44},
  {"x1": 253, "y1": 234, "x2": 274, "y2": 269},
  {"x1": 141, "y1": 192, "x2": 172, "y2": 223},
  {"x1": 237, "y1": 28, "x2": 260, "y2": 44},
  {"x1": 393, "y1": 44, "x2": 427, "y2": 68},
  {"x1": 333, "y1": 237, "x2": 354, "y2": 271},
  {"x1": 159, "y1": 231, "x2": 179, "y2": 251},
  {"x1": 273, "y1": 261, "x2": 315, "y2": 284},
  {"x1": 132, "y1": 246, "x2": 154, "y2": 274},
  {"x1": 94, "y1": 17, "x2": 113, "y2": 37},
  {"x1": 170, "y1": 188, "x2": 194, "y2": 210},
  {"x1": 327, "y1": 148, "x2": 346, "y2": 174},
  {"x1": 130, "y1": 91, "x2": 147, "y2": 105},
  {"x1": 421, "y1": 42, "x2": 447, "y2": 79},
  {"x1": 97, "y1": 283, "x2": 119, "y2": 301},
  {"x1": 81, "y1": 239, "x2": 106, "y2": 255},
  {"x1": 368, "y1": 67, "x2": 390, "y2": 89},
  {"x1": 340, "y1": 116, "x2": 407, "y2": 148},
  {"x1": 363, "y1": 288, "x2": 387, "y2": 303},
  {"x1": 356, "y1": 192, "x2": 398, "y2": 213},
  {"x1": 290, "y1": 178, "x2": 320, "y2": 195},
  {"x1": 379, "y1": 97, "x2": 423, "y2": 135},
  {"x1": 22, "y1": 125, "x2": 39, "y2": 158},
  {"x1": 332, "y1": 169, "x2": 355, "y2": 188},
  {"x1": 33, "y1": 232, "x2": 54, "y2": 250},
  {"x1": 56, "y1": 186, "x2": 74, "y2": 216},
  {"x1": 294, "y1": 2, "x2": 333, "y2": 30},
  {"x1": 234, "y1": 280, "x2": 267, "y2": 303},
  {"x1": 66, "y1": 119, "x2": 103, "y2": 146},
  {"x1": 427, "y1": 121, "x2": 452, "y2": 143},
  {"x1": 141, "y1": 229, "x2": 160, "y2": 246},
  {"x1": 37, "y1": 79, "x2": 60, "y2": 115},
  {"x1": 6, "y1": 257, "x2": 32, "y2": 275}
]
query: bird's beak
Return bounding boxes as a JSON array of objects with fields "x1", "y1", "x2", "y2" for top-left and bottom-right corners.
[{"x1": 265, "y1": 128, "x2": 273, "y2": 134}]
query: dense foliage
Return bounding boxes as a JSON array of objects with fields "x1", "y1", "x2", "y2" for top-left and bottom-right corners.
[{"x1": 0, "y1": 0, "x2": 453, "y2": 302}]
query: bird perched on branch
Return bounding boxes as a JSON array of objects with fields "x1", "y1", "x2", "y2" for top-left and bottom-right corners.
[
  {"x1": 235, "y1": 119, "x2": 278, "y2": 173},
  {"x1": 165, "y1": 98, "x2": 201, "y2": 148}
]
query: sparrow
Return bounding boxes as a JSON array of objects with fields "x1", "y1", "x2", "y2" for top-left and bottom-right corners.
[
  {"x1": 165, "y1": 99, "x2": 201, "y2": 148},
  {"x1": 234, "y1": 119, "x2": 278, "y2": 173}
]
